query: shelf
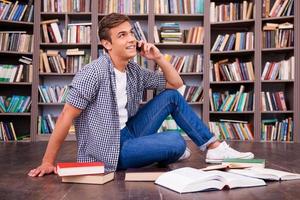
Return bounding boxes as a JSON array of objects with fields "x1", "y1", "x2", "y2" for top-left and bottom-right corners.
[
  {"x1": 39, "y1": 73, "x2": 76, "y2": 76},
  {"x1": 0, "y1": 20, "x2": 34, "y2": 26},
  {"x1": 0, "y1": 51, "x2": 33, "y2": 56},
  {"x1": 36, "y1": 134, "x2": 76, "y2": 141},
  {"x1": 261, "y1": 80, "x2": 294, "y2": 83},
  {"x1": 262, "y1": 16, "x2": 294, "y2": 22},
  {"x1": 180, "y1": 72, "x2": 203, "y2": 76},
  {"x1": 40, "y1": 43, "x2": 91, "y2": 48},
  {"x1": 210, "y1": 50, "x2": 254, "y2": 55},
  {"x1": 98, "y1": 13, "x2": 148, "y2": 20},
  {"x1": 154, "y1": 43, "x2": 203, "y2": 49},
  {"x1": 0, "y1": 82, "x2": 32, "y2": 85},
  {"x1": 261, "y1": 47, "x2": 294, "y2": 52},
  {"x1": 0, "y1": 113, "x2": 31, "y2": 116},
  {"x1": 155, "y1": 14, "x2": 204, "y2": 20},
  {"x1": 261, "y1": 111, "x2": 294, "y2": 114},
  {"x1": 211, "y1": 19, "x2": 255, "y2": 27},
  {"x1": 210, "y1": 81, "x2": 254, "y2": 85},
  {"x1": 210, "y1": 111, "x2": 254, "y2": 114},
  {"x1": 38, "y1": 103, "x2": 65, "y2": 106}
]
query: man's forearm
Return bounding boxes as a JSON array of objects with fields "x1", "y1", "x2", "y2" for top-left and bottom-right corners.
[
  {"x1": 42, "y1": 113, "x2": 72, "y2": 164},
  {"x1": 155, "y1": 55, "x2": 183, "y2": 89}
]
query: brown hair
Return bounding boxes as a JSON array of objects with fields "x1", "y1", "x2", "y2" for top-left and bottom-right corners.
[{"x1": 98, "y1": 13, "x2": 131, "y2": 43}]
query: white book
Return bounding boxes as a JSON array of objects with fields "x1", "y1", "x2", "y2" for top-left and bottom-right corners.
[
  {"x1": 50, "y1": 22, "x2": 62, "y2": 43},
  {"x1": 155, "y1": 167, "x2": 266, "y2": 193},
  {"x1": 228, "y1": 168, "x2": 300, "y2": 181}
]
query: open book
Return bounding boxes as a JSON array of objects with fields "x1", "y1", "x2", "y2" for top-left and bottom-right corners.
[
  {"x1": 228, "y1": 168, "x2": 300, "y2": 181},
  {"x1": 155, "y1": 167, "x2": 266, "y2": 193}
]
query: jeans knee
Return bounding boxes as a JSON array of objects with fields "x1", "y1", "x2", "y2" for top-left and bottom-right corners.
[
  {"x1": 161, "y1": 89, "x2": 182, "y2": 100},
  {"x1": 167, "y1": 132, "x2": 186, "y2": 155}
]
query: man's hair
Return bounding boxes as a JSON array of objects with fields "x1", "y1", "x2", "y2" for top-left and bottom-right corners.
[{"x1": 98, "y1": 13, "x2": 131, "y2": 43}]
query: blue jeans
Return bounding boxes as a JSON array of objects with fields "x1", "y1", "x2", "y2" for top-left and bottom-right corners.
[{"x1": 117, "y1": 89, "x2": 216, "y2": 170}]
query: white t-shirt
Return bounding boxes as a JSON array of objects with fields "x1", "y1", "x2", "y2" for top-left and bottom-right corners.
[{"x1": 114, "y1": 68, "x2": 128, "y2": 129}]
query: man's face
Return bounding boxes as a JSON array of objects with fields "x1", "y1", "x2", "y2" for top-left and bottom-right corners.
[{"x1": 105, "y1": 21, "x2": 137, "y2": 60}]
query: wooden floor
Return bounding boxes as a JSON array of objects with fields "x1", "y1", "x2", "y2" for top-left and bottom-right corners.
[{"x1": 1, "y1": 140, "x2": 300, "y2": 200}]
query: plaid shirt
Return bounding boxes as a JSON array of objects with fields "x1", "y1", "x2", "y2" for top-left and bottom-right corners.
[{"x1": 66, "y1": 54, "x2": 166, "y2": 172}]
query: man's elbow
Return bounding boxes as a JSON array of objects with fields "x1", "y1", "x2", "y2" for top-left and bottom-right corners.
[{"x1": 167, "y1": 80, "x2": 184, "y2": 89}]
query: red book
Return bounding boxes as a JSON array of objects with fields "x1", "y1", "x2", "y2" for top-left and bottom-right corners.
[{"x1": 57, "y1": 162, "x2": 105, "y2": 176}]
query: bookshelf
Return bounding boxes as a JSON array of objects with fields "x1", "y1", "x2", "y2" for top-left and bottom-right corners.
[{"x1": 0, "y1": 0, "x2": 299, "y2": 143}]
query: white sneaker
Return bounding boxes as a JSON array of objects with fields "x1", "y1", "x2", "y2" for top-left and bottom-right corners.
[
  {"x1": 178, "y1": 147, "x2": 191, "y2": 161},
  {"x1": 205, "y1": 141, "x2": 254, "y2": 163}
]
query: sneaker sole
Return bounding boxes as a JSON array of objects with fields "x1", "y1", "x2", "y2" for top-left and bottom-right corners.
[{"x1": 205, "y1": 154, "x2": 254, "y2": 164}]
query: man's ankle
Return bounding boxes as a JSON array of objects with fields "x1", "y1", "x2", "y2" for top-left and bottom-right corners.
[{"x1": 207, "y1": 140, "x2": 221, "y2": 150}]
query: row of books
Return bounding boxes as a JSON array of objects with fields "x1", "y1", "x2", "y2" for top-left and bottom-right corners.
[
  {"x1": 211, "y1": 32, "x2": 254, "y2": 52},
  {"x1": 261, "y1": 56, "x2": 294, "y2": 80},
  {"x1": 40, "y1": 49, "x2": 91, "y2": 73},
  {"x1": 261, "y1": 91, "x2": 287, "y2": 111},
  {"x1": 154, "y1": 0, "x2": 204, "y2": 14},
  {"x1": 179, "y1": 85, "x2": 203, "y2": 103},
  {"x1": 261, "y1": 118, "x2": 293, "y2": 142},
  {"x1": 67, "y1": 23, "x2": 91, "y2": 44},
  {"x1": 42, "y1": 0, "x2": 91, "y2": 13},
  {"x1": 210, "y1": 58, "x2": 255, "y2": 82},
  {"x1": 99, "y1": 0, "x2": 148, "y2": 14},
  {"x1": 262, "y1": 0, "x2": 294, "y2": 18},
  {"x1": 0, "y1": 121, "x2": 17, "y2": 141},
  {"x1": 0, "y1": 32, "x2": 33, "y2": 53},
  {"x1": 209, "y1": 85, "x2": 254, "y2": 112},
  {"x1": 210, "y1": 1, "x2": 253, "y2": 23},
  {"x1": 41, "y1": 19, "x2": 63, "y2": 43},
  {"x1": 0, "y1": 95, "x2": 31, "y2": 113},
  {"x1": 132, "y1": 21, "x2": 147, "y2": 42},
  {"x1": 163, "y1": 54, "x2": 203, "y2": 73},
  {"x1": 39, "y1": 85, "x2": 69, "y2": 103},
  {"x1": 0, "y1": 0, "x2": 34, "y2": 22},
  {"x1": 209, "y1": 119, "x2": 254, "y2": 141},
  {"x1": 0, "y1": 63, "x2": 32, "y2": 83},
  {"x1": 262, "y1": 23, "x2": 294, "y2": 48}
]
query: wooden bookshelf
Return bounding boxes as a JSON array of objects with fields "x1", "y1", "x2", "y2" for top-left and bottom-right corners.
[{"x1": 1, "y1": 0, "x2": 299, "y2": 143}]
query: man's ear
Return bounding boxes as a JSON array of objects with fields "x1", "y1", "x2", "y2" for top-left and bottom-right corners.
[{"x1": 101, "y1": 39, "x2": 112, "y2": 51}]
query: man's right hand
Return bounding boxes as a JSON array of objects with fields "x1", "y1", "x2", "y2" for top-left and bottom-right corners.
[{"x1": 27, "y1": 162, "x2": 57, "y2": 177}]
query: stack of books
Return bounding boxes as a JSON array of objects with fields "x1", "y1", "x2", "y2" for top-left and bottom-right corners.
[
  {"x1": 57, "y1": 162, "x2": 114, "y2": 185},
  {"x1": 160, "y1": 23, "x2": 183, "y2": 44}
]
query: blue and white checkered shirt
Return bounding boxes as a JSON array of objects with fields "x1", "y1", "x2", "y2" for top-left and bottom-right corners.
[{"x1": 66, "y1": 54, "x2": 166, "y2": 172}]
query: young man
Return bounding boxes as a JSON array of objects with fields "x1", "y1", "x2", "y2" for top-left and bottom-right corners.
[{"x1": 28, "y1": 13, "x2": 254, "y2": 177}]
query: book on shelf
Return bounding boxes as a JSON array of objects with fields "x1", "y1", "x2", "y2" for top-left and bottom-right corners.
[
  {"x1": 154, "y1": 0, "x2": 204, "y2": 14},
  {"x1": 228, "y1": 167, "x2": 300, "y2": 181},
  {"x1": 261, "y1": 56, "x2": 294, "y2": 80},
  {"x1": 210, "y1": 1, "x2": 253, "y2": 23},
  {"x1": 209, "y1": 120, "x2": 254, "y2": 141},
  {"x1": 210, "y1": 58, "x2": 255, "y2": 82},
  {"x1": 0, "y1": 64, "x2": 32, "y2": 83},
  {"x1": 57, "y1": 162, "x2": 105, "y2": 176},
  {"x1": 0, "y1": 0, "x2": 34, "y2": 22},
  {"x1": 211, "y1": 32, "x2": 253, "y2": 52},
  {"x1": 261, "y1": 118, "x2": 293, "y2": 142},
  {"x1": 42, "y1": 0, "x2": 91, "y2": 12},
  {"x1": 0, "y1": 95, "x2": 31, "y2": 113},
  {"x1": 0, "y1": 121, "x2": 17, "y2": 141},
  {"x1": 260, "y1": 91, "x2": 287, "y2": 111},
  {"x1": 155, "y1": 167, "x2": 266, "y2": 193},
  {"x1": 99, "y1": 0, "x2": 148, "y2": 14},
  {"x1": 41, "y1": 19, "x2": 63, "y2": 43},
  {"x1": 133, "y1": 21, "x2": 147, "y2": 42},
  {"x1": 264, "y1": 0, "x2": 294, "y2": 18},
  {"x1": 38, "y1": 85, "x2": 69, "y2": 103},
  {"x1": 177, "y1": 85, "x2": 203, "y2": 103},
  {"x1": 61, "y1": 172, "x2": 114, "y2": 185},
  {"x1": 67, "y1": 23, "x2": 91, "y2": 43},
  {"x1": 0, "y1": 31, "x2": 33, "y2": 52},
  {"x1": 163, "y1": 53, "x2": 203, "y2": 73}
]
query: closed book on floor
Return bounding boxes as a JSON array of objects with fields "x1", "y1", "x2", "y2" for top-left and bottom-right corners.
[
  {"x1": 61, "y1": 172, "x2": 114, "y2": 185},
  {"x1": 155, "y1": 167, "x2": 266, "y2": 193},
  {"x1": 125, "y1": 168, "x2": 169, "y2": 181},
  {"x1": 222, "y1": 158, "x2": 266, "y2": 168},
  {"x1": 228, "y1": 168, "x2": 300, "y2": 181},
  {"x1": 57, "y1": 162, "x2": 104, "y2": 176}
]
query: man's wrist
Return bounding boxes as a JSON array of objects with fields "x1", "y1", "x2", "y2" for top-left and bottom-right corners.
[{"x1": 154, "y1": 53, "x2": 163, "y2": 63}]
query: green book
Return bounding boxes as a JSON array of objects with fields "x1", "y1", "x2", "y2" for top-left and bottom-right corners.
[{"x1": 222, "y1": 159, "x2": 266, "y2": 168}]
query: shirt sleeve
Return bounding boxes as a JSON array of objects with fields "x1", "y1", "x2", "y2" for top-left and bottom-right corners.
[
  {"x1": 141, "y1": 67, "x2": 166, "y2": 90},
  {"x1": 66, "y1": 66, "x2": 100, "y2": 110}
]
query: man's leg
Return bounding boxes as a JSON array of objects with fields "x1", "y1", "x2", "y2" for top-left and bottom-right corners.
[{"x1": 117, "y1": 129, "x2": 186, "y2": 170}]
